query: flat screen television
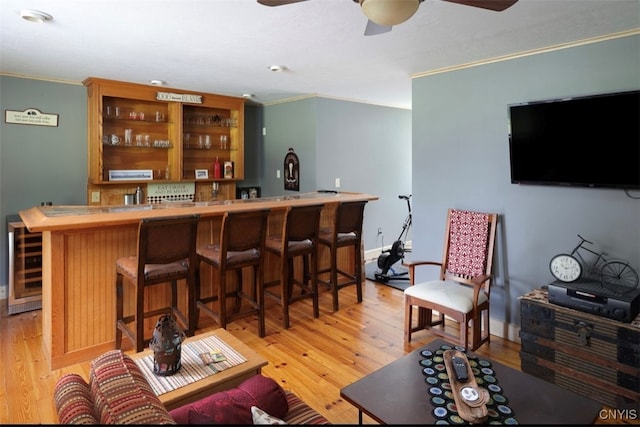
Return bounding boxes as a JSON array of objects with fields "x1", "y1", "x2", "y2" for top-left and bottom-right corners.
[{"x1": 508, "y1": 90, "x2": 640, "y2": 190}]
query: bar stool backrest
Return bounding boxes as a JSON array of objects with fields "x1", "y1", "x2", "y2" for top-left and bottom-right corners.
[
  {"x1": 220, "y1": 209, "x2": 270, "y2": 255},
  {"x1": 286, "y1": 204, "x2": 323, "y2": 243},
  {"x1": 138, "y1": 215, "x2": 200, "y2": 275},
  {"x1": 333, "y1": 200, "x2": 367, "y2": 241}
]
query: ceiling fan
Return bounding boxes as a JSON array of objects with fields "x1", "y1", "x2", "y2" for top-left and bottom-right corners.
[{"x1": 257, "y1": 0, "x2": 518, "y2": 36}]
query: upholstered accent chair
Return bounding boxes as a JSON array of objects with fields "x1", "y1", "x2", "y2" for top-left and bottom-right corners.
[{"x1": 404, "y1": 209, "x2": 498, "y2": 350}]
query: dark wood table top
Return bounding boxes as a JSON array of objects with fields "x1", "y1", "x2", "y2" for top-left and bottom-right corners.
[{"x1": 340, "y1": 338, "x2": 603, "y2": 424}]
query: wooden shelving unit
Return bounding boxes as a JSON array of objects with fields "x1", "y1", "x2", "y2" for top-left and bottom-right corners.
[{"x1": 83, "y1": 77, "x2": 245, "y2": 205}]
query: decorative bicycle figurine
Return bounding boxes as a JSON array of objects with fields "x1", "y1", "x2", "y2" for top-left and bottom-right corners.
[{"x1": 549, "y1": 234, "x2": 639, "y2": 292}]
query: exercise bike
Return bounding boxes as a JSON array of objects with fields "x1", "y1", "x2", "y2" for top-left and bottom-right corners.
[{"x1": 375, "y1": 194, "x2": 412, "y2": 282}]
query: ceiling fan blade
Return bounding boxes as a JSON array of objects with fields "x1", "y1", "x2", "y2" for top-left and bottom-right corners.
[
  {"x1": 442, "y1": 0, "x2": 518, "y2": 12},
  {"x1": 257, "y1": 0, "x2": 308, "y2": 6},
  {"x1": 364, "y1": 19, "x2": 392, "y2": 36}
]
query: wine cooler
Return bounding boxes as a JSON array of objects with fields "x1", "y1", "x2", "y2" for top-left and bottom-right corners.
[{"x1": 7, "y1": 215, "x2": 42, "y2": 314}]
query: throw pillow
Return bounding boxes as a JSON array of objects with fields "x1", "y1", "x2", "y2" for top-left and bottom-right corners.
[
  {"x1": 251, "y1": 406, "x2": 286, "y2": 424},
  {"x1": 169, "y1": 375, "x2": 289, "y2": 425}
]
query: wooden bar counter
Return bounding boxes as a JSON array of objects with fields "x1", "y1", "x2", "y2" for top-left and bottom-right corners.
[{"x1": 20, "y1": 191, "x2": 377, "y2": 371}]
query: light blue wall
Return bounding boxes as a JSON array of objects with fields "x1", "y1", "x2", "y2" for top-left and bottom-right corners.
[
  {"x1": 411, "y1": 35, "x2": 640, "y2": 327},
  {"x1": 0, "y1": 76, "x2": 87, "y2": 293},
  {"x1": 261, "y1": 98, "x2": 318, "y2": 196},
  {"x1": 262, "y1": 97, "x2": 412, "y2": 254}
]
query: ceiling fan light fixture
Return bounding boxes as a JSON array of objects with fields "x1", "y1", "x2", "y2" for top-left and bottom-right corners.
[
  {"x1": 359, "y1": 0, "x2": 420, "y2": 26},
  {"x1": 20, "y1": 9, "x2": 53, "y2": 23}
]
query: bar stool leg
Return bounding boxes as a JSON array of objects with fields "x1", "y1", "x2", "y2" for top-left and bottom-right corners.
[{"x1": 115, "y1": 274, "x2": 124, "y2": 349}]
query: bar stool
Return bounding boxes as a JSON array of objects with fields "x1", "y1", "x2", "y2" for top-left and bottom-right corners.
[
  {"x1": 264, "y1": 204, "x2": 324, "y2": 329},
  {"x1": 317, "y1": 200, "x2": 367, "y2": 312},
  {"x1": 115, "y1": 214, "x2": 200, "y2": 353},
  {"x1": 195, "y1": 209, "x2": 270, "y2": 337}
]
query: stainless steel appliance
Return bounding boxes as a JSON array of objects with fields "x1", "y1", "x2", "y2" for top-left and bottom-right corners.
[{"x1": 7, "y1": 215, "x2": 42, "y2": 314}]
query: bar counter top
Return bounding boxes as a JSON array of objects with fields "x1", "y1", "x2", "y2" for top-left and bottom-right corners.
[
  {"x1": 20, "y1": 191, "x2": 377, "y2": 232},
  {"x1": 21, "y1": 191, "x2": 377, "y2": 371}
]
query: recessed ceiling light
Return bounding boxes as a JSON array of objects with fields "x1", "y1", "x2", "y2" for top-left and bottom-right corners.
[
  {"x1": 242, "y1": 93, "x2": 254, "y2": 99},
  {"x1": 268, "y1": 65, "x2": 286, "y2": 72},
  {"x1": 20, "y1": 9, "x2": 53, "y2": 23},
  {"x1": 149, "y1": 80, "x2": 166, "y2": 86}
]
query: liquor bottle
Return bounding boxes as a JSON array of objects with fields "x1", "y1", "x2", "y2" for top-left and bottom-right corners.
[
  {"x1": 135, "y1": 186, "x2": 143, "y2": 205},
  {"x1": 214, "y1": 157, "x2": 221, "y2": 179}
]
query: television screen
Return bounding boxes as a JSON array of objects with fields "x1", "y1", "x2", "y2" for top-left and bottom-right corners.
[{"x1": 508, "y1": 90, "x2": 640, "y2": 190}]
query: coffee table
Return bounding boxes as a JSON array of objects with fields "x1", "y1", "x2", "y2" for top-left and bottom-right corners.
[
  {"x1": 340, "y1": 338, "x2": 602, "y2": 424},
  {"x1": 129, "y1": 328, "x2": 267, "y2": 411}
]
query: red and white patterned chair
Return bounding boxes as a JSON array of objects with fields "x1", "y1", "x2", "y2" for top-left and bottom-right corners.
[{"x1": 403, "y1": 209, "x2": 498, "y2": 350}]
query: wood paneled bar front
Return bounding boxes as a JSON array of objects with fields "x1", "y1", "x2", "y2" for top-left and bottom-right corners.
[{"x1": 20, "y1": 191, "x2": 377, "y2": 371}]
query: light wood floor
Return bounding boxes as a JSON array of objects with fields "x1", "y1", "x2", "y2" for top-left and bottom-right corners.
[{"x1": 0, "y1": 278, "x2": 628, "y2": 424}]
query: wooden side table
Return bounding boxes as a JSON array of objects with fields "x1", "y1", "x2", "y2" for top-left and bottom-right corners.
[{"x1": 128, "y1": 328, "x2": 267, "y2": 411}]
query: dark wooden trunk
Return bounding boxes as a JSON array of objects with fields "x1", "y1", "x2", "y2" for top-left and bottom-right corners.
[{"x1": 519, "y1": 288, "x2": 640, "y2": 411}]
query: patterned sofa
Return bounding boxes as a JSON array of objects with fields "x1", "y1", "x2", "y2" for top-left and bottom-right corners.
[{"x1": 53, "y1": 350, "x2": 329, "y2": 424}]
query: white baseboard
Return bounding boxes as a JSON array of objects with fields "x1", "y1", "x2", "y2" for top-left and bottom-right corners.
[
  {"x1": 364, "y1": 248, "x2": 382, "y2": 264},
  {"x1": 490, "y1": 318, "x2": 521, "y2": 344}
]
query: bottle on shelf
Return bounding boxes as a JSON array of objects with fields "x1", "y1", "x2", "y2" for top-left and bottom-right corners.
[
  {"x1": 135, "y1": 186, "x2": 144, "y2": 204},
  {"x1": 214, "y1": 157, "x2": 221, "y2": 179}
]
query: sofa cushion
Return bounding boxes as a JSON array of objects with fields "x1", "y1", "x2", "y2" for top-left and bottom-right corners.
[
  {"x1": 281, "y1": 391, "x2": 329, "y2": 425},
  {"x1": 169, "y1": 374, "x2": 288, "y2": 424},
  {"x1": 53, "y1": 373, "x2": 99, "y2": 424},
  {"x1": 90, "y1": 350, "x2": 176, "y2": 424}
]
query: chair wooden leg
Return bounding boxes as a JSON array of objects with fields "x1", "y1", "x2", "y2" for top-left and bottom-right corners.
[
  {"x1": 135, "y1": 285, "x2": 144, "y2": 353},
  {"x1": 257, "y1": 276, "x2": 265, "y2": 338},
  {"x1": 311, "y1": 255, "x2": 320, "y2": 319},
  {"x1": 234, "y1": 270, "x2": 243, "y2": 313},
  {"x1": 355, "y1": 246, "x2": 363, "y2": 303},
  {"x1": 404, "y1": 295, "x2": 412, "y2": 342},
  {"x1": 331, "y1": 250, "x2": 339, "y2": 312},
  {"x1": 115, "y1": 274, "x2": 124, "y2": 349},
  {"x1": 218, "y1": 272, "x2": 227, "y2": 329},
  {"x1": 461, "y1": 315, "x2": 470, "y2": 350},
  {"x1": 282, "y1": 258, "x2": 292, "y2": 329},
  {"x1": 416, "y1": 307, "x2": 427, "y2": 329},
  {"x1": 483, "y1": 309, "x2": 490, "y2": 346}
]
